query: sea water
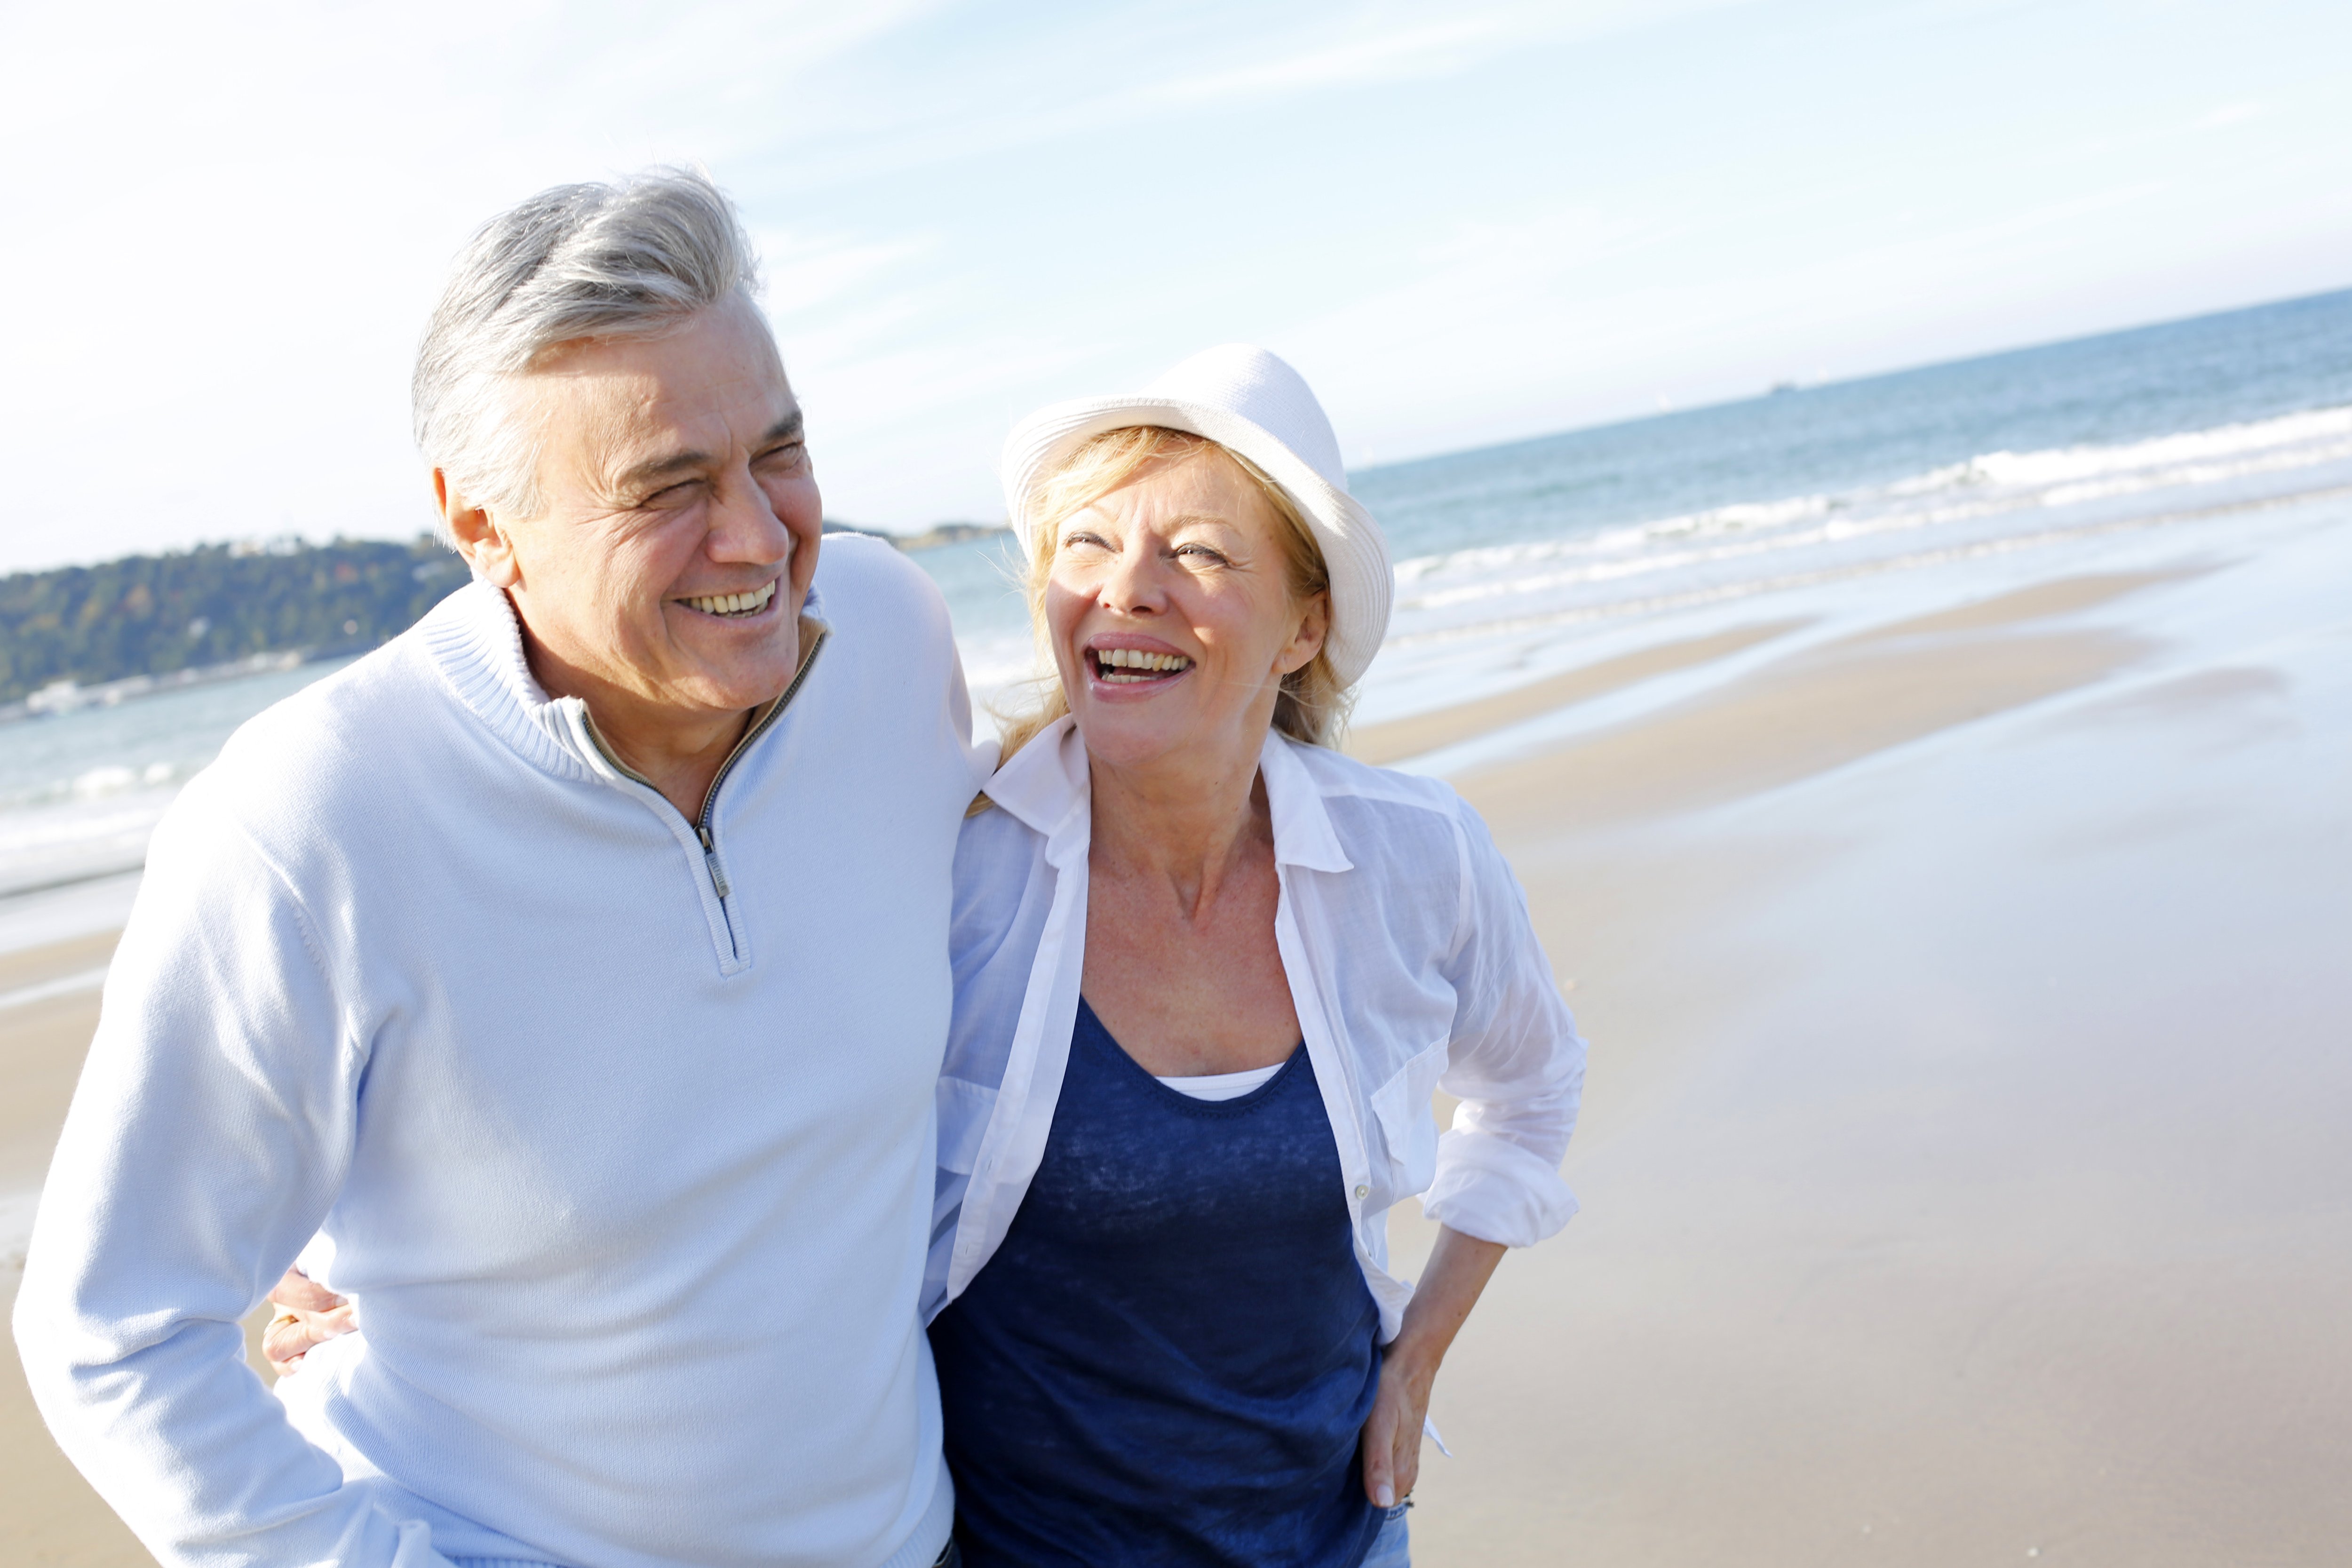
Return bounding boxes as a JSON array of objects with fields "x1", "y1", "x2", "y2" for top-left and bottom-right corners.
[{"x1": 3, "y1": 287, "x2": 2348, "y2": 902}]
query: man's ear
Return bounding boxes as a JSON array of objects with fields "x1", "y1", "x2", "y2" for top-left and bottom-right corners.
[{"x1": 436, "y1": 470, "x2": 521, "y2": 589}]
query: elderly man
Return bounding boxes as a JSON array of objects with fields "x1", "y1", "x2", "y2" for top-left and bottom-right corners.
[{"x1": 14, "y1": 172, "x2": 980, "y2": 1568}]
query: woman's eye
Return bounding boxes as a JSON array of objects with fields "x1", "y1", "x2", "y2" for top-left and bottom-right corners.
[
  {"x1": 1175, "y1": 544, "x2": 1227, "y2": 564},
  {"x1": 1061, "y1": 532, "x2": 1110, "y2": 552}
]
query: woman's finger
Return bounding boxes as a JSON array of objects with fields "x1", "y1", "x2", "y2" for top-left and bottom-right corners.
[
  {"x1": 262, "y1": 1316, "x2": 320, "y2": 1374},
  {"x1": 262, "y1": 1304, "x2": 356, "y2": 1376},
  {"x1": 268, "y1": 1267, "x2": 345, "y2": 1314},
  {"x1": 1390, "y1": 1413, "x2": 1422, "y2": 1504},
  {"x1": 262, "y1": 1313, "x2": 334, "y2": 1375},
  {"x1": 1383, "y1": 1364, "x2": 1430, "y2": 1505},
  {"x1": 1360, "y1": 1395, "x2": 1398, "y2": 1508}
]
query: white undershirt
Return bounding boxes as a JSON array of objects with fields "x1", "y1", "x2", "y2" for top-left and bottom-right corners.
[{"x1": 1155, "y1": 1062, "x2": 1286, "y2": 1102}]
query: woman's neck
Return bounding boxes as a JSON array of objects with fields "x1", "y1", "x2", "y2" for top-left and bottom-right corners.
[{"x1": 1087, "y1": 724, "x2": 1272, "y2": 914}]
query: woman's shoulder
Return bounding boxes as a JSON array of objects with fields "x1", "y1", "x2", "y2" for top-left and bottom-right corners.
[
  {"x1": 1276, "y1": 735, "x2": 1475, "y2": 845},
  {"x1": 952, "y1": 795, "x2": 1049, "y2": 927},
  {"x1": 1283, "y1": 731, "x2": 1459, "y2": 797},
  {"x1": 957, "y1": 793, "x2": 1046, "y2": 855}
]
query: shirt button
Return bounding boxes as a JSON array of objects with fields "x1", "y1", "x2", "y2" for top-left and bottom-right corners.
[{"x1": 1354, "y1": 1184, "x2": 1370, "y2": 1200}]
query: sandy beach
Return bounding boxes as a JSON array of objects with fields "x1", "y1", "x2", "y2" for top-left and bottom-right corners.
[
  {"x1": 1377, "y1": 492, "x2": 2352, "y2": 1565},
  {"x1": 3, "y1": 934, "x2": 146, "y2": 1567},
  {"x1": 5, "y1": 491, "x2": 2347, "y2": 1564}
]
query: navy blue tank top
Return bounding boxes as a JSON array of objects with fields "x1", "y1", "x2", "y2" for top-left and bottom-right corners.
[{"x1": 930, "y1": 999, "x2": 1384, "y2": 1567}]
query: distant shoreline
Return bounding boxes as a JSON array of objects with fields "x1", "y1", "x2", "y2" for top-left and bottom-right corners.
[
  {"x1": 822, "y1": 519, "x2": 1010, "y2": 552},
  {"x1": 0, "y1": 648, "x2": 325, "y2": 727},
  {"x1": 0, "y1": 524, "x2": 1012, "y2": 721}
]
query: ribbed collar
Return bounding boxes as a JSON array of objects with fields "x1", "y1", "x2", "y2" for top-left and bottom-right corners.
[
  {"x1": 419, "y1": 581, "x2": 599, "y2": 781},
  {"x1": 416, "y1": 578, "x2": 831, "y2": 789},
  {"x1": 982, "y1": 713, "x2": 1351, "y2": 875}
]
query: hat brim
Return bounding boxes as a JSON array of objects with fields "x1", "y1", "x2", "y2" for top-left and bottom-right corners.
[{"x1": 1000, "y1": 394, "x2": 1393, "y2": 689}]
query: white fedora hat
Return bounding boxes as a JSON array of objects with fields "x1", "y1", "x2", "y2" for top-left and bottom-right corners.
[{"x1": 1000, "y1": 344, "x2": 1393, "y2": 688}]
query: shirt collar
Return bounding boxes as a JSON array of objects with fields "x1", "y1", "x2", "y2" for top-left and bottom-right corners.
[
  {"x1": 978, "y1": 714, "x2": 1092, "y2": 861},
  {"x1": 981, "y1": 712, "x2": 1352, "y2": 875},
  {"x1": 1257, "y1": 728, "x2": 1352, "y2": 874}
]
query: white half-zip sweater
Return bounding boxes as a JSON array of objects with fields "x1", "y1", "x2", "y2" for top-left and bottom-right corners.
[{"x1": 13, "y1": 537, "x2": 988, "y2": 1568}]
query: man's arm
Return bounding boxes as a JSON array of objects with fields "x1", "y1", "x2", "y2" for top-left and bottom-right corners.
[{"x1": 11, "y1": 791, "x2": 451, "y2": 1568}]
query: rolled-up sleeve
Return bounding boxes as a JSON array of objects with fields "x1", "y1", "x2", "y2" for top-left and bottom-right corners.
[{"x1": 1422, "y1": 796, "x2": 1587, "y2": 1248}]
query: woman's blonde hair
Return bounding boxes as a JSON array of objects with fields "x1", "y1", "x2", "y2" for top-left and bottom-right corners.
[{"x1": 992, "y1": 425, "x2": 1353, "y2": 768}]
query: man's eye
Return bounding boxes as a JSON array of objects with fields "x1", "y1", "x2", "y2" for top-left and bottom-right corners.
[
  {"x1": 644, "y1": 481, "x2": 699, "y2": 507},
  {"x1": 755, "y1": 442, "x2": 806, "y2": 467}
]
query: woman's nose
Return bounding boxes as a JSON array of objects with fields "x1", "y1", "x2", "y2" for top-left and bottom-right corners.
[{"x1": 1098, "y1": 541, "x2": 1167, "y2": 612}]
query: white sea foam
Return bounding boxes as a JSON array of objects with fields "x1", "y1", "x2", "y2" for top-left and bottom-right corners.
[
  {"x1": 5, "y1": 405, "x2": 2350, "y2": 887},
  {"x1": 960, "y1": 403, "x2": 2352, "y2": 732},
  {"x1": 1379, "y1": 403, "x2": 2352, "y2": 649}
]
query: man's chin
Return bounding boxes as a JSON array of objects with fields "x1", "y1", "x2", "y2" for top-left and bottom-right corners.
[{"x1": 677, "y1": 641, "x2": 805, "y2": 714}]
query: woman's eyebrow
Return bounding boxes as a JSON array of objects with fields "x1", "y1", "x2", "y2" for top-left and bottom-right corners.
[{"x1": 1160, "y1": 512, "x2": 1245, "y2": 535}]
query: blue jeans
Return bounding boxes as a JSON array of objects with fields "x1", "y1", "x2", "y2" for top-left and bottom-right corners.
[{"x1": 1361, "y1": 1503, "x2": 1411, "y2": 1567}]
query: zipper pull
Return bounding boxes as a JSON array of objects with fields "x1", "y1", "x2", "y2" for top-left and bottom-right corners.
[{"x1": 698, "y1": 825, "x2": 731, "y2": 899}]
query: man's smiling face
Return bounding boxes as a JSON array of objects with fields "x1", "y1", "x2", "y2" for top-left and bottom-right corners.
[{"x1": 483, "y1": 294, "x2": 823, "y2": 729}]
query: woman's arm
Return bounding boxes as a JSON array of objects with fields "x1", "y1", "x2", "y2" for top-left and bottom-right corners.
[
  {"x1": 1421, "y1": 799, "x2": 1586, "y2": 1247},
  {"x1": 1360, "y1": 1225, "x2": 1508, "y2": 1509}
]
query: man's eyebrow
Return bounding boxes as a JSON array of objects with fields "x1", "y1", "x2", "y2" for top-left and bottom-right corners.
[
  {"x1": 612, "y1": 410, "x2": 805, "y2": 493},
  {"x1": 615, "y1": 449, "x2": 713, "y2": 493}
]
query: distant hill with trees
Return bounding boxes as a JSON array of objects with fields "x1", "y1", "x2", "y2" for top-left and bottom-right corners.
[
  {"x1": 0, "y1": 521, "x2": 1008, "y2": 709},
  {"x1": 0, "y1": 537, "x2": 469, "y2": 708}
]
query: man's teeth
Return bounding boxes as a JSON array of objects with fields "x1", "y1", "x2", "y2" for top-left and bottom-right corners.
[
  {"x1": 683, "y1": 582, "x2": 777, "y2": 617},
  {"x1": 1095, "y1": 648, "x2": 1192, "y2": 682}
]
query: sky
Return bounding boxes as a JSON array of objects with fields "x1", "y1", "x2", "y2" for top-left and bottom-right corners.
[{"x1": 2, "y1": 0, "x2": 2349, "y2": 574}]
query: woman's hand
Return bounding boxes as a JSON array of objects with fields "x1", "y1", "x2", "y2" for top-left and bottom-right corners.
[
  {"x1": 262, "y1": 1267, "x2": 355, "y2": 1376},
  {"x1": 1360, "y1": 1342, "x2": 1438, "y2": 1510},
  {"x1": 1361, "y1": 1226, "x2": 1507, "y2": 1510}
]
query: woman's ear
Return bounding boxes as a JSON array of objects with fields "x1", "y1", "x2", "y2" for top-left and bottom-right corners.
[
  {"x1": 436, "y1": 470, "x2": 522, "y2": 589},
  {"x1": 1278, "y1": 590, "x2": 1331, "y2": 676}
]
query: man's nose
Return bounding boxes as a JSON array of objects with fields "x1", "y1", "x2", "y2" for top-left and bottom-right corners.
[{"x1": 707, "y1": 470, "x2": 793, "y2": 565}]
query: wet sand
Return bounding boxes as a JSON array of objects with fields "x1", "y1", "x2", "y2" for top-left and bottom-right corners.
[
  {"x1": 3, "y1": 939, "x2": 272, "y2": 1567},
  {"x1": 5, "y1": 512, "x2": 2347, "y2": 1564},
  {"x1": 1, "y1": 951, "x2": 150, "y2": 1567},
  {"x1": 1349, "y1": 620, "x2": 1810, "y2": 767},
  {"x1": 1379, "y1": 527, "x2": 2352, "y2": 1564}
]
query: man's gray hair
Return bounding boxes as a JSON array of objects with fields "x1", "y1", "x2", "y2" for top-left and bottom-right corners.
[{"x1": 413, "y1": 167, "x2": 763, "y2": 525}]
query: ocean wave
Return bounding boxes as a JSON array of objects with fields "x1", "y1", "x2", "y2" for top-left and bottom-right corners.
[
  {"x1": 1387, "y1": 403, "x2": 2352, "y2": 624},
  {"x1": 0, "y1": 759, "x2": 191, "y2": 815}
]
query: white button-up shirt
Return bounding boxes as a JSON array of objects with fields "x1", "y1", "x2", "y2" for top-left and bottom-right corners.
[{"x1": 927, "y1": 716, "x2": 1587, "y2": 1341}]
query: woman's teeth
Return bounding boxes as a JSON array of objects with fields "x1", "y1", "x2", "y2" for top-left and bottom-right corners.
[
  {"x1": 1094, "y1": 648, "x2": 1192, "y2": 683},
  {"x1": 683, "y1": 582, "x2": 777, "y2": 618}
]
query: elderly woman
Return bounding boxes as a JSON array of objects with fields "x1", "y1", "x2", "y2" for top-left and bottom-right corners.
[
  {"x1": 269, "y1": 347, "x2": 1583, "y2": 1567},
  {"x1": 925, "y1": 346, "x2": 1585, "y2": 1567}
]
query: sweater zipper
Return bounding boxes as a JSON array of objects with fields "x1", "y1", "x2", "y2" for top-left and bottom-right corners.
[
  {"x1": 693, "y1": 624, "x2": 828, "y2": 911},
  {"x1": 581, "y1": 624, "x2": 829, "y2": 934}
]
